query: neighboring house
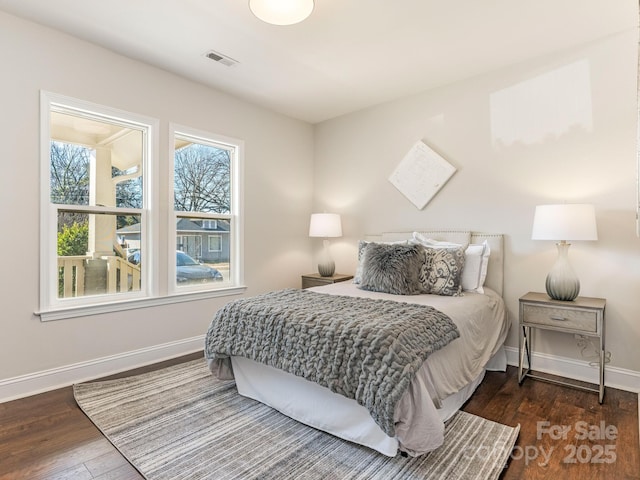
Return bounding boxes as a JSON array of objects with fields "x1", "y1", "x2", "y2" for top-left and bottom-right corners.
[{"x1": 117, "y1": 218, "x2": 230, "y2": 264}]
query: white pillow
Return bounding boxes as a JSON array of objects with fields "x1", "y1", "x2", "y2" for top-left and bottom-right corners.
[
  {"x1": 461, "y1": 240, "x2": 490, "y2": 293},
  {"x1": 410, "y1": 231, "x2": 471, "y2": 248},
  {"x1": 411, "y1": 232, "x2": 462, "y2": 248}
]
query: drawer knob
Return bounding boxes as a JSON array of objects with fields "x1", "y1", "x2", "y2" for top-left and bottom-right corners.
[{"x1": 549, "y1": 315, "x2": 567, "y2": 321}]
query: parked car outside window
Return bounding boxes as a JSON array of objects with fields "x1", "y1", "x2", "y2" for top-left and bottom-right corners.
[{"x1": 127, "y1": 250, "x2": 223, "y2": 284}]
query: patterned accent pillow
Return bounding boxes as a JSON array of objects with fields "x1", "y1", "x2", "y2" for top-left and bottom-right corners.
[
  {"x1": 420, "y1": 246, "x2": 465, "y2": 296},
  {"x1": 358, "y1": 243, "x2": 424, "y2": 295}
]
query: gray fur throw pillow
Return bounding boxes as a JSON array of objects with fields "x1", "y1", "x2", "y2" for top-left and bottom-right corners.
[
  {"x1": 353, "y1": 240, "x2": 370, "y2": 284},
  {"x1": 359, "y1": 243, "x2": 424, "y2": 295},
  {"x1": 353, "y1": 240, "x2": 408, "y2": 284},
  {"x1": 420, "y1": 246, "x2": 465, "y2": 296}
]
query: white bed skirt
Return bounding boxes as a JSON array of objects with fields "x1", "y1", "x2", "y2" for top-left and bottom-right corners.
[{"x1": 231, "y1": 346, "x2": 506, "y2": 457}]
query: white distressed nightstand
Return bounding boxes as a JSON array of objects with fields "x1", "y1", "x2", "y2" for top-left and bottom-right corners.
[
  {"x1": 518, "y1": 291, "x2": 606, "y2": 403},
  {"x1": 301, "y1": 273, "x2": 353, "y2": 289}
]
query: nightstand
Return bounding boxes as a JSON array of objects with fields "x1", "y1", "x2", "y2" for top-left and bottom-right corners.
[
  {"x1": 301, "y1": 273, "x2": 353, "y2": 289},
  {"x1": 518, "y1": 291, "x2": 606, "y2": 403}
]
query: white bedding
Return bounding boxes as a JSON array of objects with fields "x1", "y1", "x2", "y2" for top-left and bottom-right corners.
[{"x1": 228, "y1": 282, "x2": 509, "y2": 457}]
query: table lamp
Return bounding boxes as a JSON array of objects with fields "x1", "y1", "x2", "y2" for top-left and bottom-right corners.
[
  {"x1": 531, "y1": 204, "x2": 598, "y2": 301},
  {"x1": 309, "y1": 213, "x2": 342, "y2": 277}
]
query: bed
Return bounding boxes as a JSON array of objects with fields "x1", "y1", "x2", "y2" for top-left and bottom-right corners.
[{"x1": 205, "y1": 231, "x2": 510, "y2": 457}]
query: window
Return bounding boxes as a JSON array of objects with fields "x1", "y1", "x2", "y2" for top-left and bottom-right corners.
[
  {"x1": 40, "y1": 92, "x2": 153, "y2": 318},
  {"x1": 39, "y1": 93, "x2": 244, "y2": 321},
  {"x1": 170, "y1": 125, "x2": 242, "y2": 293},
  {"x1": 208, "y1": 235, "x2": 222, "y2": 252}
]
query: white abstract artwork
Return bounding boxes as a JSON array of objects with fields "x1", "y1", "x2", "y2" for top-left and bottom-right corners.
[{"x1": 389, "y1": 141, "x2": 456, "y2": 210}]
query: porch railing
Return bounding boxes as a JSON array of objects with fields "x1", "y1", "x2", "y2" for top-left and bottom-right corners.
[
  {"x1": 58, "y1": 255, "x2": 89, "y2": 298},
  {"x1": 106, "y1": 256, "x2": 141, "y2": 294},
  {"x1": 58, "y1": 255, "x2": 141, "y2": 298}
]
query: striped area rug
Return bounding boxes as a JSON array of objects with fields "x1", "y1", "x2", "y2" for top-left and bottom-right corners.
[{"x1": 74, "y1": 359, "x2": 519, "y2": 480}]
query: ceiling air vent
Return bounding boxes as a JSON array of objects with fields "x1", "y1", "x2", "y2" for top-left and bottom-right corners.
[{"x1": 205, "y1": 50, "x2": 238, "y2": 67}]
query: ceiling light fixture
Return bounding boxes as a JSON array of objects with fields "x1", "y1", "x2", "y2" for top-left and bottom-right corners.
[{"x1": 249, "y1": 0, "x2": 314, "y2": 26}]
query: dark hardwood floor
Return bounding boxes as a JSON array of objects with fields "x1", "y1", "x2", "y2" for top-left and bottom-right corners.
[
  {"x1": 0, "y1": 354, "x2": 637, "y2": 479},
  {"x1": 464, "y1": 369, "x2": 640, "y2": 480}
]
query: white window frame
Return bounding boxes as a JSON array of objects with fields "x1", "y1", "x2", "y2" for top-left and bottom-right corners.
[
  {"x1": 169, "y1": 123, "x2": 244, "y2": 295},
  {"x1": 37, "y1": 94, "x2": 246, "y2": 322}
]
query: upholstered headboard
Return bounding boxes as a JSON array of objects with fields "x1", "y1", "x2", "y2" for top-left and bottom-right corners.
[{"x1": 364, "y1": 231, "x2": 504, "y2": 297}]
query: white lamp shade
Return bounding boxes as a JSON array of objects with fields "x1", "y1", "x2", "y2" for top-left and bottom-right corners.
[
  {"x1": 531, "y1": 204, "x2": 598, "y2": 241},
  {"x1": 249, "y1": 0, "x2": 314, "y2": 25},
  {"x1": 309, "y1": 213, "x2": 342, "y2": 238}
]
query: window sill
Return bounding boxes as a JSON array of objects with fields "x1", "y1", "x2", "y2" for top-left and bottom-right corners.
[{"x1": 36, "y1": 285, "x2": 247, "y2": 322}]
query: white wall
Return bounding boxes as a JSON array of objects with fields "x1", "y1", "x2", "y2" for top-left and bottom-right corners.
[
  {"x1": 0, "y1": 12, "x2": 314, "y2": 395},
  {"x1": 314, "y1": 29, "x2": 640, "y2": 384},
  {"x1": 2, "y1": 10, "x2": 638, "y2": 401}
]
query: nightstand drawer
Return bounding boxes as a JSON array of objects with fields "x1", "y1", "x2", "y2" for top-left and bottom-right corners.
[
  {"x1": 301, "y1": 273, "x2": 353, "y2": 289},
  {"x1": 522, "y1": 304, "x2": 597, "y2": 333},
  {"x1": 303, "y1": 278, "x2": 332, "y2": 288}
]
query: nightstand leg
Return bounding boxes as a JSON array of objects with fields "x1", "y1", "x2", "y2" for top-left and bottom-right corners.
[
  {"x1": 518, "y1": 326, "x2": 531, "y2": 384},
  {"x1": 599, "y1": 333, "x2": 605, "y2": 403}
]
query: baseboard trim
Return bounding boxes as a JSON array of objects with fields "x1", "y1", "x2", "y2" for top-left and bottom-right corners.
[
  {"x1": 0, "y1": 335, "x2": 205, "y2": 404},
  {"x1": 504, "y1": 346, "x2": 640, "y2": 393},
  {"x1": 4, "y1": 341, "x2": 637, "y2": 404}
]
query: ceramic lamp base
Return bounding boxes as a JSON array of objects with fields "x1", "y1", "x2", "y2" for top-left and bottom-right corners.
[
  {"x1": 317, "y1": 239, "x2": 336, "y2": 277},
  {"x1": 317, "y1": 260, "x2": 336, "y2": 277},
  {"x1": 545, "y1": 242, "x2": 580, "y2": 301}
]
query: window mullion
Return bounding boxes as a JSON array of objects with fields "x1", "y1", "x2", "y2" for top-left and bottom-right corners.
[{"x1": 56, "y1": 204, "x2": 143, "y2": 216}]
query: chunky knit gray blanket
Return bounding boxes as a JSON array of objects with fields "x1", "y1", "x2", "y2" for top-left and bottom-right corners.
[{"x1": 205, "y1": 289, "x2": 460, "y2": 437}]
